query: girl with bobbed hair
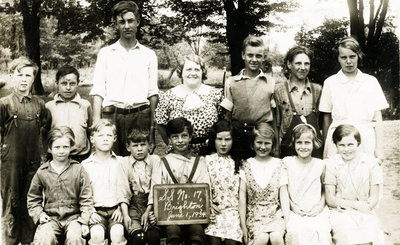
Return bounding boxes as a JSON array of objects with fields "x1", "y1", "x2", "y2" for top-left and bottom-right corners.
[{"x1": 319, "y1": 36, "x2": 388, "y2": 161}]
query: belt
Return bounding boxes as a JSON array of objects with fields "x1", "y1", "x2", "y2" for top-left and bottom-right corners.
[{"x1": 115, "y1": 105, "x2": 149, "y2": 115}]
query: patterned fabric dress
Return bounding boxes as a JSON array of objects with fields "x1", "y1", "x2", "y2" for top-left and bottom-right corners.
[
  {"x1": 240, "y1": 158, "x2": 285, "y2": 244},
  {"x1": 204, "y1": 153, "x2": 243, "y2": 242},
  {"x1": 155, "y1": 84, "x2": 223, "y2": 140}
]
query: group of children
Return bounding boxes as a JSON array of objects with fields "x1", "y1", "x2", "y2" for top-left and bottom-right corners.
[{"x1": 1, "y1": 53, "x2": 384, "y2": 245}]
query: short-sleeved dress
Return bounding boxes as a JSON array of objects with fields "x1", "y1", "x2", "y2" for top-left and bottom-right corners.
[
  {"x1": 155, "y1": 84, "x2": 223, "y2": 142},
  {"x1": 282, "y1": 156, "x2": 331, "y2": 245},
  {"x1": 324, "y1": 153, "x2": 384, "y2": 245},
  {"x1": 204, "y1": 153, "x2": 242, "y2": 242},
  {"x1": 319, "y1": 69, "x2": 389, "y2": 158},
  {"x1": 239, "y1": 157, "x2": 285, "y2": 244}
]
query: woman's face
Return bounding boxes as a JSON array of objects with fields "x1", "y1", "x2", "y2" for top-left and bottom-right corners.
[
  {"x1": 338, "y1": 46, "x2": 358, "y2": 76},
  {"x1": 182, "y1": 60, "x2": 203, "y2": 89}
]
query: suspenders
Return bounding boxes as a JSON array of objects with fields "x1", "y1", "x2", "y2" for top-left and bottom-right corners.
[{"x1": 161, "y1": 156, "x2": 201, "y2": 184}]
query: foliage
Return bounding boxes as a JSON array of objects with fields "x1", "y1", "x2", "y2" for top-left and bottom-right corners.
[{"x1": 295, "y1": 18, "x2": 349, "y2": 84}]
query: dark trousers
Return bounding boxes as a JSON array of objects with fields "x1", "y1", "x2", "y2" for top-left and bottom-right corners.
[
  {"x1": 165, "y1": 224, "x2": 206, "y2": 245},
  {"x1": 102, "y1": 107, "x2": 151, "y2": 156}
]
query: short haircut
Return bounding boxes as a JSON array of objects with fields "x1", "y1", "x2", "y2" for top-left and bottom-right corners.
[
  {"x1": 176, "y1": 54, "x2": 208, "y2": 80},
  {"x1": 10, "y1": 56, "x2": 39, "y2": 77},
  {"x1": 290, "y1": 124, "x2": 322, "y2": 150},
  {"x1": 89, "y1": 119, "x2": 117, "y2": 136},
  {"x1": 332, "y1": 124, "x2": 361, "y2": 146},
  {"x1": 283, "y1": 46, "x2": 313, "y2": 77},
  {"x1": 126, "y1": 128, "x2": 150, "y2": 144},
  {"x1": 166, "y1": 117, "x2": 193, "y2": 137},
  {"x1": 48, "y1": 126, "x2": 75, "y2": 148},
  {"x1": 112, "y1": 1, "x2": 140, "y2": 21},
  {"x1": 250, "y1": 122, "x2": 277, "y2": 155},
  {"x1": 56, "y1": 65, "x2": 80, "y2": 83},
  {"x1": 242, "y1": 35, "x2": 264, "y2": 52},
  {"x1": 334, "y1": 36, "x2": 365, "y2": 62}
]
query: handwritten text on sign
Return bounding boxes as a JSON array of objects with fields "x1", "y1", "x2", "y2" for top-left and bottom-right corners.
[{"x1": 153, "y1": 183, "x2": 210, "y2": 225}]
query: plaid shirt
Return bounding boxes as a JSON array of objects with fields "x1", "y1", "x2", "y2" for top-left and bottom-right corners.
[{"x1": 274, "y1": 78, "x2": 322, "y2": 138}]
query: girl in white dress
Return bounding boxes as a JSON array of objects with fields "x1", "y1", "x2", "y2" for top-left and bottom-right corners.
[
  {"x1": 204, "y1": 120, "x2": 243, "y2": 245},
  {"x1": 324, "y1": 124, "x2": 384, "y2": 245},
  {"x1": 319, "y1": 36, "x2": 388, "y2": 161},
  {"x1": 239, "y1": 123, "x2": 285, "y2": 245},
  {"x1": 280, "y1": 123, "x2": 331, "y2": 245}
]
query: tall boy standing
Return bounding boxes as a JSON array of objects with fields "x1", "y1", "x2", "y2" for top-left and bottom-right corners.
[
  {"x1": 46, "y1": 65, "x2": 92, "y2": 162},
  {"x1": 90, "y1": 0, "x2": 158, "y2": 156},
  {"x1": 0, "y1": 57, "x2": 51, "y2": 245},
  {"x1": 220, "y1": 35, "x2": 276, "y2": 160},
  {"x1": 82, "y1": 119, "x2": 127, "y2": 245}
]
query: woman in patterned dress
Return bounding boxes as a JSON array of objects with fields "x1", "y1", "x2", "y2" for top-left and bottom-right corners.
[
  {"x1": 155, "y1": 54, "x2": 223, "y2": 152},
  {"x1": 239, "y1": 123, "x2": 285, "y2": 245},
  {"x1": 204, "y1": 120, "x2": 243, "y2": 244}
]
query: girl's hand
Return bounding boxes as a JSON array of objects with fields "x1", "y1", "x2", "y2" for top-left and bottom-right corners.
[
  {"x1": 111, "y1": 207, "x2": 123, "y2": 222},
  {"x1": 81, "y1": 224, "x2": 89, "y2": 237},
  {"x1": 291, "y1": 204, "x2": 307, "y2": 216},
  {"x1": 39, "y1": 213, "x2": 51, "y2": 224},
  {"x1": 212, "y1": 202, "x2": 221, "y2": 214},
  {"x1": 374, "y1": 148, "x2": 385, "y2": 165},
  {"x1": 242, "y1": 226, "x2": 249, "y2": 245},
  {"x1": 90, "y1": 212, "x2": 102, "y2": 224}
]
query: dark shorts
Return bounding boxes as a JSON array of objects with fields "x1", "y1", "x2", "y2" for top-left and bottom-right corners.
[
  {"x1": 90, "y1": 206, "x2": 123, "y2": 232},
  {"x1": 165, "y1": 224, "x2": 206, "y2": 244}
]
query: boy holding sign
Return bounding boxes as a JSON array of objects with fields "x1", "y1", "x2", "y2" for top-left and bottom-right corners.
[
  {"x1": 149, "y1": 117, "x2": 210, "y2": 245},
  {"x1": 117, "y1": 129, "x2": 161, "y2": 245}
]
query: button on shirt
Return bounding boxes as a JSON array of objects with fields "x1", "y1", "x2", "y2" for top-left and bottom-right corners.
[
  {"x1": 46, "y1": 93, "x2": 92, "y2": 156},
  {"x1": 82, "y1": 153, "x2": 122, "y2": 208},
  {"x1": 90, "y1": 40, "x2": 159, "y2": 108},
  {"x1": 117, "y1": 154, "x2": 159, "y2": 205},
  {"x1": 27, "y1": 160, "x2": 93, "y2": 225},
  {"x1": 220, "y1": 69, "x2": 275, "y2": 124}
]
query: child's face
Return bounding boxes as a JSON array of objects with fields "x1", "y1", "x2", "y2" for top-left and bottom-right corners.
[
  {"x1": 241, "y1": 46, "x2": 264, "y2": 72},
  {"x1": 215, "y1": 131, "x2": 232, "y2": 156},
  {"x1": 253, "y1": 135, "x2": 273, "y2": 159},
  {"x1": 169, "y1": 127, "x2": 192, "y2": 155},
  {"x1": 90, "y1": 126, "x2": 116, "y2": 152},
  {"x1": 14, "y1": 66, "x2": 35, "y2": 94},
  {"x1": 336, "y1": 134, "x2": 359, "y2": 162},
  {"x1": 50, "y1": 136, "x2": 71, "y2": 163},
  {"x1": 58, "y1": 73, "x2": 78, "y2": 101},
  {"x1": 294, "y1": 132, "x2": 313, "y2": 160},
  {"x1": 126, "y1": 141, "x2": 149, "y2": 161}
]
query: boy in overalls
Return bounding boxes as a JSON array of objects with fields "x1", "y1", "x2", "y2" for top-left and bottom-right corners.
[{"x1": 0, "y1": 56, "x2": 51, "y2": 244}]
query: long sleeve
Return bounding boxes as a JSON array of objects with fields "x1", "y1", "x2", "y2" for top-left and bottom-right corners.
[
  {"x1": 116, "y1": 160, "x2": 133, "y2": 205},
  {"x1": 147, "y1": 50, "x2": 159, "y2": 98},
  {"x1": 77, "y1": 167, "x2": 94, "y2": 225},
  {"x1": 27, "y1": 173, "x2": 45, "y2": 224}
]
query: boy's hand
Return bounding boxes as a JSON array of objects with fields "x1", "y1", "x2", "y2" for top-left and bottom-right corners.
[
  {"x1": 242, "y1": 226, "x2": 249, "y2": 245},
  {"x1": 123, "y1": 215, "x2": 132, "y2": 231},
  {"x1": 89, "y1": 212, "x2": 102, "y2": 225},
  {"x1": 111, "y1": 208, "x2": 123, "y2": 222},
  {"x1": 81, "y1": 224, "x2": 89, "y2": 237},
  {"x1": 141, "y1": 211, "x2": 150, "y2": 232},
  {"x1": 39, "y1": 213, "x2": 51, "y2": 224},
  {"x1": 148, "y1": 211, "x2": 157, "y2": 226}
]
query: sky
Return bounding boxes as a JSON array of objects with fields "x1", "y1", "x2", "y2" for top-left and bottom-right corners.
[{"x1": 269, "y1": 0, "x2": 400, "y2": 53}]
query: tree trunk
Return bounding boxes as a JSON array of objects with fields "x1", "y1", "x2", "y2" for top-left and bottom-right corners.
[
  {"x1": 224, "y1": 0, "x2": 248, "y2": 75},
  {"x1": 20, "y1": 0, "x2": 44, "y2": 95}
]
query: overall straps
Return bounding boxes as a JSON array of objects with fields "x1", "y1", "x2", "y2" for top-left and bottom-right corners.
[
  {"x1": 188, "y1": 155, "x2": 200, "y2": 183},
  {"x1": 161, "y1": 157, "x2": 178, "y2": 184},
  {"x1": 285, "y1": 81, "x2": 317, "y2": 114}
]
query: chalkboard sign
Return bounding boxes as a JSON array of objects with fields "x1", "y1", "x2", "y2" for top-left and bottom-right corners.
[{"x1": 153, "y1": 183, "x2": 210, "y2": 225}]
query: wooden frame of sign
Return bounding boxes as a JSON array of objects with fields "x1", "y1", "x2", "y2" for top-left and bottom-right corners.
[{"x1": 153, "y1": 183, "x2": 210, "y2": 225}]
